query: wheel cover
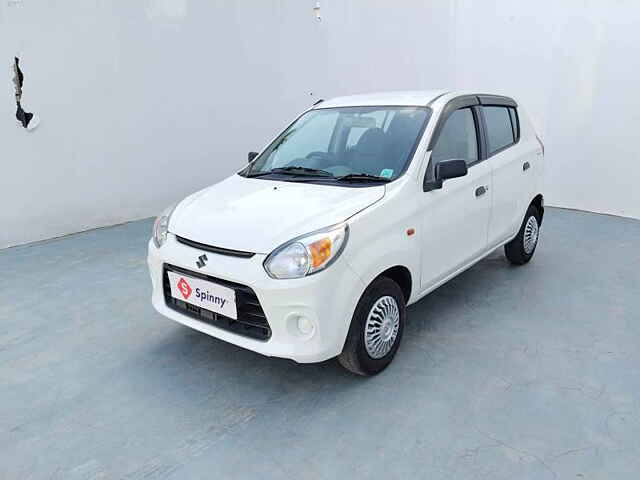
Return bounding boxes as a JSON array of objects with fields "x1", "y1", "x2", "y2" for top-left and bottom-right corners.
[
  {"x1": 364, "y1": 296, "x2": 400, "y2": 359},
  {"x1": 523, "y1": 215, "x2": 539, "y2": 255}
]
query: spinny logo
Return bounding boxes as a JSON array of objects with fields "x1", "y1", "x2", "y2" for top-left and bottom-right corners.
[{"x1": 177, "y1": 277, "x2": 192, "y2": 300}]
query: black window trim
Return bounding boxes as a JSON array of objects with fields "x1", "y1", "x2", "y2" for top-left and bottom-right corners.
[
  {"x1": 430, "y1": 106, "x2": 484, "y2": 168},
  {"x1": 508, "y1": 107, "x2": 520, "y2": 142},
  {"x1": 423, "y1": 93, "x2": 519, "y2": 191},
  {"x1": 473, "y1": 104, "x2": 489, "y2": 162},
  {"x1": 477, "y1": 94, "x2": 517, "y2": 108},
  {"x1": 424, "y1": 94, "x2": 487, "y2": 191},
  {"x1": 466, "y1": 106, "x2": 484, "y2": 168},
  {"x1": 426, "y1": 95, "x2": 480, "y2": 151}
]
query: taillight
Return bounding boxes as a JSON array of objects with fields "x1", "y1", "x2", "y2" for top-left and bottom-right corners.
[{"x1": 535, "y1": 134, "x2": 545, "y2": 155}]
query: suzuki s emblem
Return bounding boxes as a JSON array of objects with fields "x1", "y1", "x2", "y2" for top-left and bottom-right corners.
[{"x1": 196, "y1": 254, "x2": 208, "y2": 269}]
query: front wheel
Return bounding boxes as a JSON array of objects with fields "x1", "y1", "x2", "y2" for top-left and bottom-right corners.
[
  {"x1": 338, "y1": 277, "x2": 406, "y2": 376},
  {"x1": 504, "y1": 205, "x2": 541, "y2": 265}
]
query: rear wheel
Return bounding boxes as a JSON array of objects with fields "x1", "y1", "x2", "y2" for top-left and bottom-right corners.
[
  {"x1": 504, "y1": 204, "x2": 541, "y2": 265},
  {"x1": 338, "y1": 277, "x2": 406, "y2": 376}
]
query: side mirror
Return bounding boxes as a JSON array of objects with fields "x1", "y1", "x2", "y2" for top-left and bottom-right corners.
[
  {"x1": 248, "y1": 151, "x2": 259, "y2": 163},
  {"x1": 436, "y1": 159, "x2": 468, "y2": 181},
  {"x1": 424, "y1": 159, "x2": 468, "y2": 192}
]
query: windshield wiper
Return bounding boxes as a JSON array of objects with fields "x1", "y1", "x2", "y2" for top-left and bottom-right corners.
[
  {"x1": 245, "y1": 171, "x2": 276, "y2": 178},
  {"x1": 335, "y1": 173, "x2": 391, "y2": 182},
  {"x1": 245, "y1": 166, "x2": 332, "y2": 178},
  {"x1": 266, "y1": 166, "x2": 334, "y2": 177}
]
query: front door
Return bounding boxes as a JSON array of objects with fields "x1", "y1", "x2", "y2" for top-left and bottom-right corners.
[{"x1": 420, "y1": 106, "x2": 492, "y2": 290}]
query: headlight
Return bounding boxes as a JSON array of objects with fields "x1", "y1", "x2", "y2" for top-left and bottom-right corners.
[
  {"x1": 264, "y1": 223, "x2": 349, "y2": 279},
  {"x1": 152, "y1": 204, "x2": 177, "y2": 248}
]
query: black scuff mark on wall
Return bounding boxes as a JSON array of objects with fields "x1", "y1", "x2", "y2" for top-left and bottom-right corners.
[{"x1": 12, "y1": 57, "x2": 35, "y2": 129}]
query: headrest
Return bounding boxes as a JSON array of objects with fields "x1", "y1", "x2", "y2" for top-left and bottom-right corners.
[{"x1": 356, "y1": 127, "x2": 386, "y2": 152}]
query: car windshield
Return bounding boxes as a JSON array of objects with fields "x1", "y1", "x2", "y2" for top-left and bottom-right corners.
[{"x1": 243, "y1": 106, "x2": 431, "y2": 183}]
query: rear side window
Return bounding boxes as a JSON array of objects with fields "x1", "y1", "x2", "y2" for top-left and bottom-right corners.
[{"x1": 483, "y1": 106, "x2": 517, "y2": 154}]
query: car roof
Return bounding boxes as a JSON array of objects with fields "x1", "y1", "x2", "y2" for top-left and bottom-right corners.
[{"x1": 315, "y1": 90, "x2": 450, "y2": 109}]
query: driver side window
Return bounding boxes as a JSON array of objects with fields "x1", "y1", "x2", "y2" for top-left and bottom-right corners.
[{"x1": 431, "y1": 108, "x2": 478, "y2": 166}]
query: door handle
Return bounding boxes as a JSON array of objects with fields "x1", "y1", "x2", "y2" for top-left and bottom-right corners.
[
  {"x1": 475, "y1": 185, "x2": 487, "y2": 197},
  {"x1": 523, "y1": 161, "x2": 531, "y2": 171}
]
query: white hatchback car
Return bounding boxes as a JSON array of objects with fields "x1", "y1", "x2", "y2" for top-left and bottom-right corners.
[{"x1": 148, "y1": 91, "x2": 545, "y2": 375}]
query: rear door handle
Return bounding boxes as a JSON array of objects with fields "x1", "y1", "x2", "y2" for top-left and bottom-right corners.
[
  {"x1": 523, "y1": 161, "x2": 531, "y2": 171},
  {"x1": 475, "y1": 185, "x2": 487, "y2": 197}
]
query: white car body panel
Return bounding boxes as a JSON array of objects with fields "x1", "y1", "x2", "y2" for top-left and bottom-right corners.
[
  {"x1": 148, "y1": 90, "x2": 545, "y2": 363},
  {"x1": 487, "y1": 107, "x2": 543, "y2": 247},
  {"x1": 170, "y1": 174, "x2": 385, "y2": 254},
  {"x1": 148, "y1": 236, "x2": 365, "y2": 363},
  {"x1": 317, "y1": 90, "x2": 448, "y2": 109},
  {"x1": 419, "y1": 158, "x2": 492, "y2": 288}
]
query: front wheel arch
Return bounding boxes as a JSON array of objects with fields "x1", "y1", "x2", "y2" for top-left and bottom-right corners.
[
  {"x1": 338, "y1": 276, "x2": 407, "y2": 375},
  {"x1": 377, "y1": 265, "x2": 412, "y2": 303}
]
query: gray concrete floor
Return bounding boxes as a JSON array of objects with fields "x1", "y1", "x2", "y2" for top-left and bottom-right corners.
[{"x1": 1, "y1": 208, "x2": 639, "y2": 479}]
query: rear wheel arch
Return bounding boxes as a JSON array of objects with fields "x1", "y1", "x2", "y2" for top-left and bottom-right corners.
[
  {"x1": 505, "y1": 203, "x2": 541, "y2": 265},
  {"x1": 531, "y1": 194, "x2": 544, "y2": 224}
]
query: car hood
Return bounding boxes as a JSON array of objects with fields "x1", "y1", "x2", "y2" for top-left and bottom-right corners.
[{"x1": 169, "y1": 174, "x2": 385, "y2": 253}]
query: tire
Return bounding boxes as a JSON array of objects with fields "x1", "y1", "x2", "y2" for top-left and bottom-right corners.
[
  {"x1": 504, "y1": 204, "x2": 541, "y2": 265},
  {"x1": 338, "y1": 276, "x2": 406, "y2": 376}
]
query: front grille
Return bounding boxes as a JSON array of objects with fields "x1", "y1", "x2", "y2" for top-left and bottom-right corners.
[
  {"x1": 163, "y1": 264, "x2": 271, "y2": 341},
  {"x1": 175, "y1": 236, "x2": 255, "y2": 258}
]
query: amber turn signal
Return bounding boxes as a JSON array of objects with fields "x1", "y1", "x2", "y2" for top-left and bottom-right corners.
[{"x1": 309, "y1": 238, "x2": 332, "y2": 267}]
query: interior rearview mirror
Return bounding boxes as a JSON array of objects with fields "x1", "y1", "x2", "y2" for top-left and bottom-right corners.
[
  {"x1": 248, "y1": 151, "x2": 259, "y2": 163},
  {"x1": 435, "y1": 159, "x2": 468, "y2": 182}
]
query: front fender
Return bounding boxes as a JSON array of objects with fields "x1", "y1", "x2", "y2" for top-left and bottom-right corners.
[{"x1": 344, "y1": 192, "x2": 421, "y2": 305}]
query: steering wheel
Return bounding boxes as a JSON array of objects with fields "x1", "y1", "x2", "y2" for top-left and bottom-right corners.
[
  {"x1": 306, "y1": 151, "x2": 335, "y2": 167},
  {"x1": 306, "y1": 151, "x2": 333, "y2": 160},
  {"x1": 282, "y1": 152, "x2": 334, "y2": 168}
]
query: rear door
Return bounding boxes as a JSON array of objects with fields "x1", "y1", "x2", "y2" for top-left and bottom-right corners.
[
  {"x1": 419, "y1": 99, "x2": 492, "y2": 289},
  {"x1": 479, "y1": 101, "x2": 531, "y2": 246}
]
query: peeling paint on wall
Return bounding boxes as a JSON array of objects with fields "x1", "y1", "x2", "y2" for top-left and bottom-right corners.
[{"x1": 12, "y1": 57, "x2": 38, "y2": 130}]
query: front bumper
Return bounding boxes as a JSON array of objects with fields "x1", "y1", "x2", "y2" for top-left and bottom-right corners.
[{"x1": 147, "y1": 234, "x2": 365, "y2": 363}]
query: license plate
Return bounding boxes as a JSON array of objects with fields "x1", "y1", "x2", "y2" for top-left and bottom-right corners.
[{"x1": 167, "y1": 271, "x2": 237, "y2": 320}]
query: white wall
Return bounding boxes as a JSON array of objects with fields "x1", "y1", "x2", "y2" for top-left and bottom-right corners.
[{"x1": 2, "y1": 0, "x2": 639, "y2": 248}]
